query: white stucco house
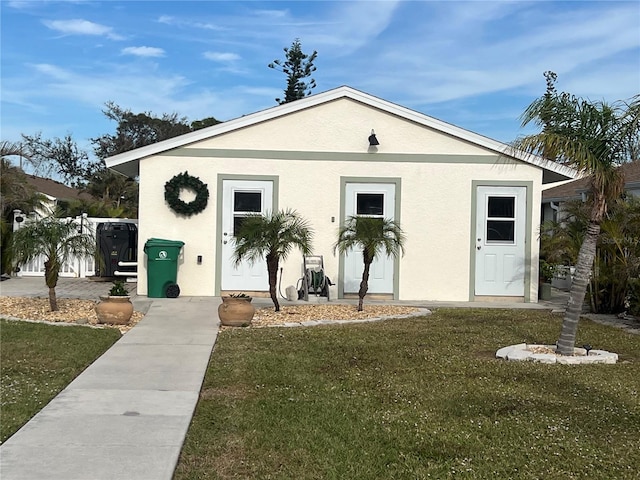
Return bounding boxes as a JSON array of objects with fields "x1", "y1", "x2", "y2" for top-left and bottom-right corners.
[{"x1": 105, "y1": 86, "x2": 576, "y2": 302}]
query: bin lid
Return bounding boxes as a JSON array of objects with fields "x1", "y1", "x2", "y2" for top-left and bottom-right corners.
[{"x1": 144, "y1": 238, "x2": 185, "y2": 248}]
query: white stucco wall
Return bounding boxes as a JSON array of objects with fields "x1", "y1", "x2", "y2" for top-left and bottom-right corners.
[
  {"x1": 135, "y1": 98, "x2": 542, "y2": 301},
  {"x1": 192, "y1": 98, "x2": 494, "y2": 156}
]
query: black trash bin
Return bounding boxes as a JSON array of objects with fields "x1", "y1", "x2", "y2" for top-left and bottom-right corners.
[{"x1": 96, "y1": 222, "x2": 138, "y2": 277}]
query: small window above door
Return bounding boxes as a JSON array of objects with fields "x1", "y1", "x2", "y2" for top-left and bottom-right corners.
[
  {"x1": 233, "y1": 190, "x2": 263, "y2": 236},
  {"x1": 356, "y1": 193, "x2": 384, "y2": 216},
  {"x1": 488, "y1": 197, "x2": 514, "y2": 218},
  {"x1": 234, "y1": 191, "x2": 261, "y2": 213}
]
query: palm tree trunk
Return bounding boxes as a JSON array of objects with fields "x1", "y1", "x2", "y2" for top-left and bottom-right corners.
[
  {"x1": 44, "y1": 259, "x2": 59, "y2": 312},
  {"x1": 267, "y1": 254, "x2": 280, "y2": 312},
  {"x1": 557, "y1": 221, "x2": 600, "y2": 355},
  {"x1": 358, "y1": 260, "x2": 371, "y2": 312},
  {"x1": 48, "y1": 287, "x2": 58, "y2": 312}
]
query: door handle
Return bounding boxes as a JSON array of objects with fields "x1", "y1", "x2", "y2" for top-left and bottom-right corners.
[{"x1": 477, "y1": 246, "x2": 481, "y2": 250}]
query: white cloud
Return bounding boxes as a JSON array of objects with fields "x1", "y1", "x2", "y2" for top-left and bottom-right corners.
[
  {"x1": 303, "y1": 0, "x2": 401, "y2": 55},
  {"x1": 7, "y1": 1, "x2": 32, "y2": 8},
  {"x1": 156, "y1": 14, "x2": 225, "y2": 31},
  {"x1": 236, "y1": 86, "x2": 281, "y2": 98},
  {"x1": 203, "y1": 51, "x2": 241, "y2": 62},
  {"x1": 32, "y1": 63, "x2": 73, "y2": 80},
  {"x1": 122, "y1": 46, "x2": 166, "y2": 58},
  {"x1": 192, "y1": 21, "x2": 225, "y2": 31},
  {"x1": 42, "y1": 18, "x2": 123, "y2": 40},
  {"x1": 250, "y1": 9, "x2": 289, "y2": 19},
  {"x1": 5, "y1": 61, "x2": 264, "y2": 127}
]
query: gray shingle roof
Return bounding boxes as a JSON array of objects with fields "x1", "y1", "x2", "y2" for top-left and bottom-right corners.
[
  {"x1": 24, "y1": 175, "x2": 92, "y2": 201},
  {"x1": 542, "y1": 162, "x2": 640, "y2": 202}
]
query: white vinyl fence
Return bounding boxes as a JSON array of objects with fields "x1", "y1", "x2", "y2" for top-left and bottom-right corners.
[{"x1": 12, "y1": 211, "x2": 137, "y2": 279}]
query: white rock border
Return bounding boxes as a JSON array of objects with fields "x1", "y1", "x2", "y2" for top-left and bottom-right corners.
[{"x1": 496, "y1": 343, "x2": 618, "y2": 364}]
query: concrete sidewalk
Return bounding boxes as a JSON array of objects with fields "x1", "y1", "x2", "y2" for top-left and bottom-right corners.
[
  {"x1": 0, "y1": 276, "x2": 136, "y2": 299},
  {"x1": 0, "y1": 295, "x2": 220, "y2": 480}
]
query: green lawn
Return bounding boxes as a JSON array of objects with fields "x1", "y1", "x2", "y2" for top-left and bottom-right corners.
[
  {"x1": 175, "y1": 309, "x2": 639, "y2": 480},
  {"x1": 0, "y1": 319, "x2": 121, "y2": 443}
]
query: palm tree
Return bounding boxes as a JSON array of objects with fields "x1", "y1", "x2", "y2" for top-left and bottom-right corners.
[
  {"x1": 334, "y1": 216, "x2": 406, "y2": 312},
  {"x1": 83, "y1": 168, "x2": 139, "y2": 217},
  {"x1": 11, "y1": 217, "x2": 96, "y2": 311},
  {"x1": 1, "y1": 145, "x2": 47, "y2": 274},
  {"x1": 233, "y1": 209, "x2": 313, "y2": 311},
  {"x1": 514, "y1": 91, "x2": 640, "y2": 355},
  {"x1": 0, "y1": 140, "x2": 27, "y2": 160}
]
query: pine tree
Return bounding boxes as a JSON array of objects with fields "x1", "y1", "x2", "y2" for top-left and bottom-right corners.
[{"x1": 268, "y1": 38, "x2": 318, "y2": 104}]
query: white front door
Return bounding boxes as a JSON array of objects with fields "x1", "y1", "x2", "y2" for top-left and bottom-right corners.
[
  {"x1": 344, "y1": 183, "x2": 395, "y2": 294},
  {"x1": 221, "y1": 180, "x2": 273, "y2": 291},
  {"x1": 475, "y1": 186, "x2": 526, "y2": 296}
]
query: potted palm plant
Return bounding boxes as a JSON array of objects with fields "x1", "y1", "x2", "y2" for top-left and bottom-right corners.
[{"x1": 95, "y1": 280, "x2": 134, "y2": 325}]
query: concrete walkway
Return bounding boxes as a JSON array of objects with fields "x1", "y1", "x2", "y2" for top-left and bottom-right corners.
[{"x1": 0, "y1": 286, "x2": 220, "y2": 480}]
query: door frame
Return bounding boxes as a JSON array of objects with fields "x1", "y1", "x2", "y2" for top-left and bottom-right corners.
[
  {"x1": 469, "y1": 180, "x2": 533, "y2": 302},
  {"x1": 215, "y1": 174, "x2": 279, "y2": 296},
  {"x1": 338, "y1": 176, "x2": 402, "y2": 300}
]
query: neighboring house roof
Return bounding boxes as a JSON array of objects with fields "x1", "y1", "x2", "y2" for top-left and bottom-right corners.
[
  {"x1": 105, "y1": 85, "x2": 577, "y2": 183},
  {"x1": 25, "y1": 175, "x2": 92, "y2": 202},
  {"x1": 542, "y1": 162, "x2": 640, "y2": 202}
]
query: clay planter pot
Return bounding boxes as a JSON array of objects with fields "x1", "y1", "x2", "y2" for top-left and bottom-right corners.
[
  {"x1": 218, "y1": 296, "x2": 255, "y2": 327},
  {"x1": 95, "y1": 296, "x2": 134, "y2": 325}
]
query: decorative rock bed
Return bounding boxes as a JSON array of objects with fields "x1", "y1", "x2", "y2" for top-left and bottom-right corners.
[
  {"x1": 496, "y1": 343, "x2": 618, "y2": 364},
  {"x1": 249, "y1": 304, "x2": 429, "y2": 328},
  {"x1": 0, "y1": 297, "x2": 143, "y2": 333}
]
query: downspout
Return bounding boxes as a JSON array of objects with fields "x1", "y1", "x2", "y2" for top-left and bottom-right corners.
[{"x1": 550, "y1": 201, "x2": 559, "y2": 221}]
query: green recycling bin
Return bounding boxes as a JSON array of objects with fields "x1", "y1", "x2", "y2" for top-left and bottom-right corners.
[{"x1": 144, "y1": 238, "x2": 185, "y2": 298}]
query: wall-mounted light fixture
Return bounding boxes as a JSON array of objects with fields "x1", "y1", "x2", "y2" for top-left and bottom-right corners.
[
  {"x1": 13, "y1": 210, "x2": 24, "y2": 230},
  {"x1": 368, "y1": 129, "x2": 380, "y2": 146}
]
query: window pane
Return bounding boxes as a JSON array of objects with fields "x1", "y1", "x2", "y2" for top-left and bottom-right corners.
[
  {"x1": 357, "y1": 193, "x2": 384, "y2": 216},
  {"x1": 234, "y1": 192, "x2": 261, "y2": 213},
  {"x1": 487, "y1": 220, "x2": 515, "y2": 242},
  {"x1": 233, "y1": 216, "x2": 247, "y2": 236},
  {"x1": 488, "y1": 197, "x2": 514, "y2": 218}
]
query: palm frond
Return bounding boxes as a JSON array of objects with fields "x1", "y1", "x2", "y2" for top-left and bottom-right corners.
[
  {"x1": 11, "y1": 217, "x2": 96, "y2": 266},
  {"x1": 334, "y1": 216, "x2": 406, "y2": 259},
  {"x1": 232, "y1": 209, "x2": 314, "y2": 266}
]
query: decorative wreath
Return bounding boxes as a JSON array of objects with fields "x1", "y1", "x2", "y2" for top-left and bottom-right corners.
[{"x1": 164, "y1": 171, "x2": 209, "y2": 217}]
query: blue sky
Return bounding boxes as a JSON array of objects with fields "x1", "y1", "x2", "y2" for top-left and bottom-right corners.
[{"x1": 2, "y1": 0, "x2": 639, "y2": 163}]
